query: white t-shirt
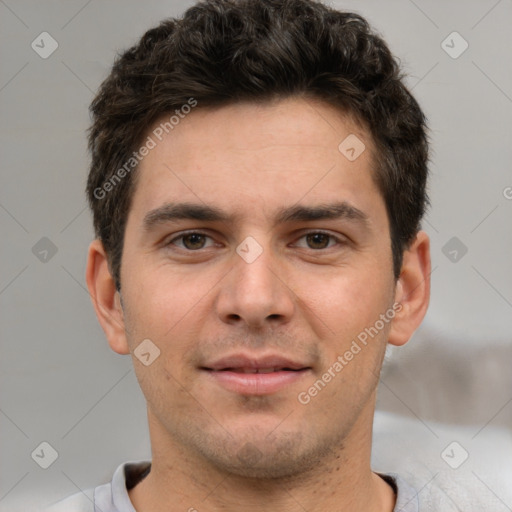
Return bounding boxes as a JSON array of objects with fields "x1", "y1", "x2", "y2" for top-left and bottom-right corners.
[{"x1": 44, "y1": 460, "x2": 475, "y2": 511}]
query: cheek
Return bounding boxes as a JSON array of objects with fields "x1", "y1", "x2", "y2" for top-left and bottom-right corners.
[
  {"x1": 124, "y1": 262, "x2": 210, "y2": 334},
  {"x1": 300, "y1": 279, "x2": 392, "y2": 416},
  {"x1": 132, "y1": 359, "x2": 195, "y2": 427},
  {"x1": 122, "y1": 265, "x2": 220, "y2": 381},
  {"x1": 294, "y1": 266, "x2": 393, "y2": 342}
]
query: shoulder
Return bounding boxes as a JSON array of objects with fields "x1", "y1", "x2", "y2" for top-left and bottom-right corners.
[
  {"x1": 43, "y1": 481, "x2": 113, "y2": 512},
  {"x1": 43, "y1": 460, "x2": 151, "y2": 512},
  {"x1": 386, "y1": 471, "x2": 492, "y2": 512},
  {"x1": 43, "y1": 490, "x2": 95, "y2": 512}
]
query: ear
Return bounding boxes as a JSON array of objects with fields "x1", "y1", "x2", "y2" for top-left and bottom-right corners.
[
  {"x1": 388, "y1": 230, "x2": 431, "y2": 347},
  {"x1": 85, "y1": 239, "x2": 130, "y2": 355}
]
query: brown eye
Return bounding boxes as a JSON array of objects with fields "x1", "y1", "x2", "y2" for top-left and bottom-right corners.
[
  {"x1": 181, "y1": 233, "x2": 207, "y2": 250},
  {"x1": 305, "y1": 232, "x2": 331, "y2": 249},
  {"x1": 168, "y1": 232, "x2": 214, "y2": 251}
]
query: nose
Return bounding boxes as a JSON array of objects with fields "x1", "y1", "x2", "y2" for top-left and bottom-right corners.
[{"x1": 214, "y1": 237, "x2": 295, "y2": 329}]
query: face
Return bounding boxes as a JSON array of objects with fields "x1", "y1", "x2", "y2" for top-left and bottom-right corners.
[{"x1": 118, "y1": 97, "x2": 399, "y2": 478}]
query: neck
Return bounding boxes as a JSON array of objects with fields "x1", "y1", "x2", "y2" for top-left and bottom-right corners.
[{"x1": 129, "y1": 396, "x2": 395, "y2": 512}]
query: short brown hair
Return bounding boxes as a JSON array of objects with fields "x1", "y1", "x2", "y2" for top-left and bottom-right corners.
[{"x1": 86, "y1": 0, "x2": 429, "y2": 291}]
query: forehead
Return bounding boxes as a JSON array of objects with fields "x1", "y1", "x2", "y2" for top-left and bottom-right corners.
[
  {"x1": 146, "y1": 97, "x2": 371, "y2": 162},
  {"x1": 129, "y1": 97, "x2": 382, "y2": 224}
]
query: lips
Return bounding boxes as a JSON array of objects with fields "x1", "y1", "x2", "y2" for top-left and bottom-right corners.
[
  {"x1": 222, "y1": 367, "x2": 297, "y2": 374},
  {"x1": 201, "y1": 354, "x2": 311, "y2": 395},
  {"x1": 204, "y1": 354, "x2": 308, "y2": 372}
]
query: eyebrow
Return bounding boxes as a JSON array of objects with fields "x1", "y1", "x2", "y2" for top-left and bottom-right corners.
[{"x1": 142, "y1": 200, "x2": 370, "y2": 232}]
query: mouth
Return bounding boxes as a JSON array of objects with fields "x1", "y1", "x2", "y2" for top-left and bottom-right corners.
[
  {"x1": 212, "y1": 367, "x2": 304, "y2": 373},
  {"x1": 201, "y1": 354, "x2": 312, "y2": 395}
]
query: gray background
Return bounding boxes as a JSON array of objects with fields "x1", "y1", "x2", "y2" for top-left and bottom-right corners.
[{"x1": 1, "y1": 0, "x2": 511, "y2": 510}]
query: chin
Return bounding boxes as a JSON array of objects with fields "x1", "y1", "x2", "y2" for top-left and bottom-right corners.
[{"x1": 190, "y1": 427, "x2": 335, "y2": 480}]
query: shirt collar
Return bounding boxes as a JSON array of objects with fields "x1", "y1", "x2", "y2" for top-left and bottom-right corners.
[{"x1": 112, "y1": 462, "x2": 419, "y2": 512}]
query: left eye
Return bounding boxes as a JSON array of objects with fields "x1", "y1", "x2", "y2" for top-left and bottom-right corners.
[
  {"x1": 169, "y1": 232, "x2": 215, "y2": 250},
  {"x1": 295, "y1": 232, "x2": 340, "y2": 250}
]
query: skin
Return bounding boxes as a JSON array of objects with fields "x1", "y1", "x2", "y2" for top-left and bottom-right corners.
[{"x1": 86, "y1": 96, "x2": 430, "y2": 512}]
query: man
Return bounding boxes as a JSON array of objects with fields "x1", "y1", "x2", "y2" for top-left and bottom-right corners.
[{"x1": 47, "y1": 0, "x2": 457, "y2": 510}]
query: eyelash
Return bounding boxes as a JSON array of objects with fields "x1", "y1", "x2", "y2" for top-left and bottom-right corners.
[{"x1": 166, "y1": 230, "x2": 346, "y2": 251}]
